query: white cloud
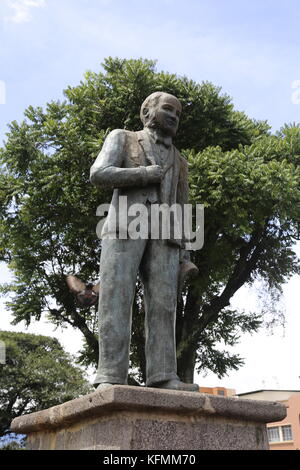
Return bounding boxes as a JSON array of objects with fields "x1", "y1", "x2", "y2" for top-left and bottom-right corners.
[{"x1": 5, "y1": 0, "x2": 45, "y2": 24}]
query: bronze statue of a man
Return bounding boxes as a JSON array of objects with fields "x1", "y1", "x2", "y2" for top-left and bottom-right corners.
[{"x1": 90, "y1": 92, "x2": 198, "y2": 391}]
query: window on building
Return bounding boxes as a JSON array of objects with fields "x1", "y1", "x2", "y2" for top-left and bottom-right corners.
[
  {"x1": 281, "y1": 425, "x2": 293, "y2": 442},
  {"x1": 267, "y1": 425, "x2": 293, "y2": 443},
  {"x1": 267, "y1": 427, "x2": 280, "y2": 443}
]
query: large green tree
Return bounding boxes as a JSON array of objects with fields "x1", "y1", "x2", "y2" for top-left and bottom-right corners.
[
  {"x1": 0, "y1": 58, "x2": 299, "y2": 383},
  {"x1": 0, "y1": 330, "x2": 91, "y2": 438}
]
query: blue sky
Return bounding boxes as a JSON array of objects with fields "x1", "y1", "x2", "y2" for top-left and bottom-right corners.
[
  {"x1": 0, "y1": 0, "x2": 300, "y2": 392},
  {"x1": 1, "y1": 0, "x2": 300, "y2": 144}
]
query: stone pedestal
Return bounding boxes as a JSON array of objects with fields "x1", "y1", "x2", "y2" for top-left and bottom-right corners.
[{"x1": 11, "y1": 386, "x2": 286, "y2": 450}]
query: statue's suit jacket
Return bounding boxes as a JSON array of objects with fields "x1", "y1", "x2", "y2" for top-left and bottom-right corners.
[{"x1": 90, "y1": 128, "x2": 189, "y2": 246}]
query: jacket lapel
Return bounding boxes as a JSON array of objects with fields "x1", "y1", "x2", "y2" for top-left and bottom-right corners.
[
  {"x1": 169, "y1": 147, "x2": 180, "y2": 204},
  {"x1": 136, "y1": 130, "x2": 181, "y2": 205},
  {"x1": 137, "y1": 130, "x2": 160, "y2": 166}
]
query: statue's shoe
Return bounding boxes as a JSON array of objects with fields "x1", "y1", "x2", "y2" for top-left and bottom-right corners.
[
  {"x1": 152, "y1": 379, "x2": 199, "y2": 392},
  {"x1": 97, "y1": 383, "x2": 114, "y2": 390}
]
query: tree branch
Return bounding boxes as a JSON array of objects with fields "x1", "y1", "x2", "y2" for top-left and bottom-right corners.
[{"x1": 198, "y1": 223, "x2": 267, "y2": 332}]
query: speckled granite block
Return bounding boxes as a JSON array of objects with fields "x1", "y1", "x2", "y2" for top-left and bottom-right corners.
[{"x1": 10, "y1": 385, "x2": 286, "y2": 450}]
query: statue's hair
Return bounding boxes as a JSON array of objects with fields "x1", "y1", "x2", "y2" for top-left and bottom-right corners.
[{"x1": 140, "y1": 92, "x2": 181, "y2": 128}]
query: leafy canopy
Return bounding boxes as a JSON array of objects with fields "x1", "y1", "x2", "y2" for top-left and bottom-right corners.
[{"x1": 0, "y1": 330, "x2": 91, "y2": 438}]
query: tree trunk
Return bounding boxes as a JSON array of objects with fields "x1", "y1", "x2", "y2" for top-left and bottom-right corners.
[
  {"x1": 177, "y1": 346, "x2": 197, "y2": 383},
  {"x1": 176, "y1": 285, "x2": 201, "y2": 383}
]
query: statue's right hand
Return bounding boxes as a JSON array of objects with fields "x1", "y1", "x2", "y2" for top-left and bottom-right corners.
[{"x1": 145, "y1": 165, "x2": 163, "y2": 183}]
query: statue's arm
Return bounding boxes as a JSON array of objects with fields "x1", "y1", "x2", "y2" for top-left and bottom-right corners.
[
  {"x1": 90, "y1": 129, "x2": 161, "y2": 189},
  {"x1": 177, "y1": 156, "x2": 191, "y2": 255},
  {"x1": 177, "y1": 155, "x2": 199, "y2": 299}
]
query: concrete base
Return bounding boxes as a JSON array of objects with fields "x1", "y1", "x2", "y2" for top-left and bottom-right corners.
[{"x1": 11, "y1": 385, "x2": 286, "y2": 450}]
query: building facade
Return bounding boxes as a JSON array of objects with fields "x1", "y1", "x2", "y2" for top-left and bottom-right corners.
[
  {"x1": 238, "y1": 390, "x2": 300, "y2": 450},
  {"x1": 199, "y1": 386, "x2": 236, "y2": 397}
]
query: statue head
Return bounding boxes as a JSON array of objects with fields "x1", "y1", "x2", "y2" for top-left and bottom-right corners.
[{"x1": 140, "y1": 92, "x2": 182, "y2": 137}]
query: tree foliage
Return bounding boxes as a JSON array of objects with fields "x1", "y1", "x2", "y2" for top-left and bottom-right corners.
[
  {"x1": 0, "y1": 331, "x2": 91, "y2": 438},
  {"x1": 0, "y1": 58, "x2": 299, "y2": 383}
]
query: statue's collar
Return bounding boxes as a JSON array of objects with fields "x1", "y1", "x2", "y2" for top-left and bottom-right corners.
[{"x1": 142, "y1": 127, "x2": 173, "y2": 148}]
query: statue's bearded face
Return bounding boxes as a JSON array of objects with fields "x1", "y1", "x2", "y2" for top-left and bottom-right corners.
[{"x1": 154, "y1": 95, "x2": 182, "y2": 137}]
